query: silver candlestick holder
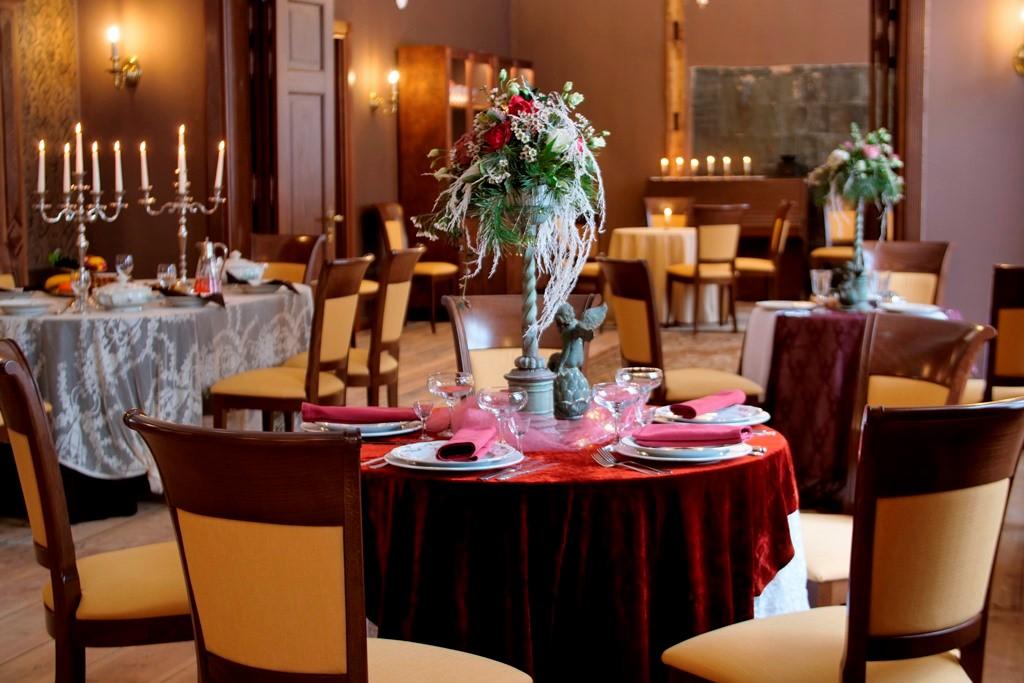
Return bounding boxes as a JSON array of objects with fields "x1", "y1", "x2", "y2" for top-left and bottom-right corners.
[
  {"x1": 35, "y1": 171, "x2": 127, "y2": 313},
  {"x1": 139, "y1": 182, "x2": 224, "y2": 292}
]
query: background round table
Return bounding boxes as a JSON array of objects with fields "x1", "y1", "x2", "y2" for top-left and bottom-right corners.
[
  {"x1": 607, "y1": 227, "x2": 719, "y2": 324},
  {"x1": 360, "y1": 431, "x2": 804, "y2": 683}
]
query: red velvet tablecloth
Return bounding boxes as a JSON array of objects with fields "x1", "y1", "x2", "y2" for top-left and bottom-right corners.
[{"x1": 360, "y1": 432, "x2": 798, "y2": 683}]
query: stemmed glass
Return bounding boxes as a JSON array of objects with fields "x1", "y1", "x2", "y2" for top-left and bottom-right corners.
[
  {"x1": 115, "y1": 254, "x2": 134, "y2": 281},
  {"x1": 156, "y1": 263, "x2": 177, "y2": 289},
  {"x1": 615, "y1": 367, "x2": 663, "y2": 406},
  {"x1": 412, "y1": 399, "x2": 434, "y2": 441},
  {"x1": 810, "y1": 269, "x2": 832, "y2": 306},
  {"x1": 70, "y1": 268, "x2": 91, "y2": 313},
  {"x1": 477, "y1": 387, "x2": 528, "y2": 445},
  {"x1": 592, "y1": 382, "x2": 641, "y2": 446},
  {"x1": 427, "y1": 371, "x2": 474, "y2": 439},
  {"x1": 509, "y1": 413, "x2": 531, "y2": 454}
]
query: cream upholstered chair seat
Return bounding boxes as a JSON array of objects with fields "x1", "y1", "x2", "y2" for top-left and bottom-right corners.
[
  {"x1": 810, "y1": 245, "x2": 855, "y2": 261},
  {"x1": 962, "y1": 380, "x2": 1024, "y2": 404},
  {"x1": 662, "y1": 606, "x2": 968, "y2": 683},
  {"x1": 368, "y1": 638, "x2": 530, "y2": 682},
  {"x1": 801, "y1": 512, "x2": 853, "y2": 584},
  {"x1": 211, "y1": 366, "x2": 344, "y2": 400},
  {"x1": 262, "y1": 262, "x2": 307, "y2": 284},
  {"x1": 42, "y1": 542, "x2": 189, "y2": 621},
  {"x1": 414, "y1": 261, "x2": 458, "y2": 277},
  {"x1": 666, "y1": 262, "x2": 733, "y2": 280},
  {"x1": 580, "y1": 261, "x2": 600, "y2": 278},
  {"x1": 346, "y1": 347, "x2": 399, "y2": 376},
  {"x1": 734, "y1": 256, "x2": 775, "y2": 274},
  {"x1": 664, "y1": 368, "x2": 764, "y2": 403},
  {"x1": 360, "y1": 279, "x2": 380, "y2": 296},
  {"x1": 866, "y1": 376, "x2": 949, "y2": 407},
  {"x1": 469, "y1": 347, "x2": 561, "y2": 390}
]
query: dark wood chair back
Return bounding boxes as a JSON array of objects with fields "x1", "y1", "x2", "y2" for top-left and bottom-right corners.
[
  {"x1": 985, "y1": 264, "x2": 1024, "y2": 401},
  {"x1": 363, "y1": 247, "x2": 423, "y2": 375},
  {"x1": 842, "y1": 400, "x2": 1024, "y2": 682},
  {"x1": 866, "y1": 240, "x2": 951, "y2": 305},
  {"x1": 305, "y1": 257, "x2": 373, "y2": 398},
  {"x1": 644, "y1": 196, "x2": 691, "y2": 228},
  {"x1": 124, "y1": 410, "x2": 367, "y2": 682},
  {"x1": 374, "y1": 202, "x2": 410, "y2": 252},
  {"x1": 690, "y1": 203, "x2": 749, "y2": 227},
  {"x1": 251, "y1": 234, "x2": 327, "y2": 285},
  {"x1": 442, "y1": 293, "x2": 595, "y2": 389},
  {"x1": 597, "y1": 257, "x2": 664, "y2": 373}
]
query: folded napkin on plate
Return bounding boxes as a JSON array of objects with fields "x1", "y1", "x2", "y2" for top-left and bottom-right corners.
[
  {"x1": 300, "y1": 403, "x2": 417, "y2": 424},
  {"x1": 153, "y1": 287, "x2": 225, "y2": 308},
  {"x1": 437, "y1": 409, "x2": 497, "y2": 462},
  {"x1": 226, "y1": 272, "x2": 298, "y2": 293},
  {"x1": 633, "y1": 423, "x2": 752, "y2": 448},
  {"x1": 669, "y1": 389, "x2": 747, "y2": 419}
]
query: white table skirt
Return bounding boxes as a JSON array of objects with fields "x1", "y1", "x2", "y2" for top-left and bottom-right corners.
[
  {"x1": 0, "y1": 286, "x2": 312, "y2": 488},
  {"x1": 754, "y1": 510, "x2": 811, "y2": 618}
]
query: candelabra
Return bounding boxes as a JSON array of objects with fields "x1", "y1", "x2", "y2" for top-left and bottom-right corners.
[
  {"x1": 139, "y1": 182, "x2": 225, "y2": 291},
  {"x1": 35, "y1": 172, "x2": 126, "y2": 313}
]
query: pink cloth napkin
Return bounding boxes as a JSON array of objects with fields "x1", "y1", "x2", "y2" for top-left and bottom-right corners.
[
  {"x1": 437, "y1": 409, "x2": 497, "y2": 462},
  {"x1": 633, "y1": 423, "x2": 752, "y2": 448},
  {"x1": 669, "y1": 390, "x2": 747, "y2": 419},
  {"x1": 301, "y1": 403, "x2": 418, "y2": 425}
]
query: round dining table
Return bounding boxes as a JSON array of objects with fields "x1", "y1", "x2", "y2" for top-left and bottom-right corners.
[{"x1": 360, "y1": 430, "x2": 806, "y2": 683}]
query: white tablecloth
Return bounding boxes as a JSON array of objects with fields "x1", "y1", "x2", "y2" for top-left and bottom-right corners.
[
  {"x1": 607, "y1": 227, "x2": 719, "y2": 324},
  {"x1": 754, "y1": 510, "x2": 811, "y2": 617},
  {"x1": 0, "y1": 287, "x2": 313, "y2": 487}
]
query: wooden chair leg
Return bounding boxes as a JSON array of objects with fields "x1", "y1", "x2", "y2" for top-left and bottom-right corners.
[
  {"x1": 959, "y1": 635, "x2": 986, "y2": 682},
  {"x1": 367, "y1": 383, "x2": 379, "y2": 407},
  {"x1": 54, "y1": 635, "x2": 85, "y2": 683},
  {"x1": 212, "y1": 399, "x2": 226, "y2": 430},
  {"x1": 261, "y1": 410, "x2": 274, "y2": 432},
  {"x1": 429, "y1": 278, "x2": 438, "y2": 333},
  {"x1": 665, "y1": 277, "x2": 674, "y2": 326},
  {"x1": 718, "y1": 285, "x2": 727, "y2": 326},
  {"x1": 387, "y1": 380, "x2": 398, "y2": 407},
  {"x1": 730, "y1": 282, "x2": 738, "y2": 333},
  {"x1": 283, "y1": 411, "x2": 294, "y2": 432},
  {"x1": 692, "y1": 280, "x2": 700, "y2": 335}
]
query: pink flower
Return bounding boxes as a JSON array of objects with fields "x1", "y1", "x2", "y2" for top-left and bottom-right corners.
[
  {"x1": 863, "y1": 144, "x2": 881, "y2": 160},
  {"x1": 507, "y1": 95, "x2": 535, "y2": 117},
  {"x1": 842, "y1": 141, "x2": 855, "y2": 151}
]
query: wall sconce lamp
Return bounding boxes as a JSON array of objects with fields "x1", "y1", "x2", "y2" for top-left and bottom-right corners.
[
  {"x1": 370, "y1": 69, "x2": 400, "y2": 114},
  {"x1": 1015, "y1": 8, "x2": 1024, "y2": 76},
  {"x1": 107, "y1": 25, "x2": 142, "y2": 89}
]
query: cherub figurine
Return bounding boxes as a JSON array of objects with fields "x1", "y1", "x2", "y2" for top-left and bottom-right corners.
[{"x1": 547, "y1": 301, "x2": 607, "y2": 420}]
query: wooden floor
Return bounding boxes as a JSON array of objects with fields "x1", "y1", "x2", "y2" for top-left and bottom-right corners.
[{"x1": 0, "y1": 319, "x2": 1021, "y2": 681}]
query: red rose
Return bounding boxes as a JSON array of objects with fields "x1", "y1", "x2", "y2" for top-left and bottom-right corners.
[
  {"x1": 483, "y1": 120, "x2": 512, "y2": 151},
  {"x1": 508, "y1": 95, "x2": 535, "y2": 117},
  {"x1": 453, "y1": 133, "x2": 475, "y2": 166}
]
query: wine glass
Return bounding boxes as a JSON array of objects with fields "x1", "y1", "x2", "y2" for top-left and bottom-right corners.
[
  {"x1": 615, "y1": 367, "x2": 664, "y2": 408},
  {"x1": 412, "y1": 399, "x2": 434, "y2": 441},
  {"x1": 592, "y1": 382, "x2": 641, "y2": 445},
  {"x1": 115, "y1": 254, "x2": 134, "y2": 281},
  {"x1": 156, "y1": 263, "x2": 176, "y2": 289},
  {"x1": 477, "y1": 387, "x2": 528, "y2": 444},
  {"x1": 509, "y1": 412, "x2": 531, "y2": 454},
  {"x1": 71, "y1": 268, "x2": 91, "y2": 313},
  {"x1": 427, "y1": 371, "x2": 474, "y2": 439},
  {"x1": 810, "y1": 269, "x2": 832, "y2": 306}
]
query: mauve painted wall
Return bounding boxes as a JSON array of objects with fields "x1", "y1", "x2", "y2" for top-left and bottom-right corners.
[{"x1": 920, "y1": 0, "x2": 1024, "y2": 323}]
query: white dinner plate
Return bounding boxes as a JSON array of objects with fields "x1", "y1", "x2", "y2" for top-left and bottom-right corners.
[
  {"x1": 163, "y1": 296, "x2": 208, "y2": 308},
  {"x1": 384, "y1": 440, "x2": 524, "y2": 472},
  {"x1": 0, "y1": 300, "x2": 58, "y2": 316},
  {"x1": 622, "y1": 435, "x2": 751, "y2": 458},
  {"x1": 879, "y1": 301, "x2": 946, "y2": 319},
  {"x1": 300, "y1": 420, "x2": 422, "y2": 438},
  {"x1": 615, "y1": 441, "x2": 752, "y2": 464},
  {"x1": 654, "y1": 404, "x2": 771, "y2": 426},
  {"x1": 755, "y1": 300, "x2": 816, "y2": 311}
]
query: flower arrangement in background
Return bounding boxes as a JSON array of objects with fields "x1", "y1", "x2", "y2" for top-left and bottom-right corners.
[{"x1": 415, "y1": 71, "x2": 607, "y2": 335}]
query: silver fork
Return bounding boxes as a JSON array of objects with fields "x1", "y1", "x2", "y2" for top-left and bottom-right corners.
[{"x1": 592, "y1": 447, "x2": 667, "y2": 475}]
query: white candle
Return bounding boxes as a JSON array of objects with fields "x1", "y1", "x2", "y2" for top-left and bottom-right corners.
[
  {"x1": 743, "y1": 155, "x2": 752, "y2": 176},
  {"x1": 722, "y1": 156, "x2": 732, "y2": 176},
  {"x1": 674, "y1": 156, "x2": 684, "y2": 176},
  {"x1": 37, "y1": 141, "x2": 45, "y2": 193},
  {"x1": 659, "y1": 157, "x2": 669, "y2": 176},
  {"x1": 706, "y1": 155, "x2": 716, "y2": 176},
  {"x1": 178, "y1": 144, "x2": 187, "y2": 194},
  {"x1": 62, "y1": 143, "x2": 70, "y2": 192},
  {"x1": 74, "y1": 123, "x2": 84, "y2": 175},
  {"x1": 139, "y1": 141, "x2": 150, "y2": 188},
  {"x1": 113, "y1": 141, "x2": 123, "y2": 193},
  {"x1": 690, "y1": 158, "x2": 699, "y2": 176},
  {"x1": 91, "y1": 141, "x2": 101, "y2": 192},
  {"x1": 178, "y1": 124, "x2": 185, "y2": 149},
  {"x1": 663, "y1": 207, "x2": 672, "y2": 225},
  {"x1": 214, "y1": 140, "x2": 225, "y2": 189}
]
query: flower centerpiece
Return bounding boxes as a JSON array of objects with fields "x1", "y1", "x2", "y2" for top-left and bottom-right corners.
[
  {"x1": 806, "y1": 124, "x2": 904, "y2": 309},
  {"x1": 416, "y1": 71, "x2": 607, "y2": 415}
]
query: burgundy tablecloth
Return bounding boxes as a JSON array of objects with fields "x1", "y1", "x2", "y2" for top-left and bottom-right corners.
[{"x1": 360, "y1": 432, "x2": 798, "y2": 683}]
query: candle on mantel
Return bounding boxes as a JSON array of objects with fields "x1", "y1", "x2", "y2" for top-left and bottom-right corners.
[
  {"x1": 663, "y1": 207, "x2": 673, "y2": 226},
  {"x1": 178, "y1": 124, "x2": 185, "y2": 149},
  {"x1": 690, "y1": 158, "x2": 699, "y2": 176},
  {"x1": 139, "y1": 142, "x2": 150, "y2": 188},
  {"x1": 177, "y1": 144, "x2": 187, "y2": 194},
  {"x1": 74, "y1": 123, "x2": 84, "y2": 175},
  {"x1": 743, "y1": 155, "x2": 752, "y2": 176},
  {"x1": 214, "y1": 140, "x2": 226, "y2": 190},
  {"x1": 37, "y1": 141, "x2": 45, "y2": 193},
  {"x1": 62, "y1": 143, "x2": 71, "y2": 193},
  {"x1": 113, "y1": 141, "x2": 123, "y2": 193},
  {"x1": 674, "y1": 156, "x2": 684, "y2": 176},
  {"x1": 706, "y1": 155, "x2": 716, "y2": 176},
  {"x1": 659, "y1": 157, "x2": 669, "y2": 176},
  {"x1": 91, "y1": 141, "x2": 101, "y2": 193},
  {"x1": 722, "y1": 156, "x2": 732, "y2": 176}
]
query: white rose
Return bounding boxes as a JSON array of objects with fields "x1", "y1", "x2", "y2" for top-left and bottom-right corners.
[
  {"x1": 549, "y1": 127, "x2": 577, "y2": 154},
  {"x1": 590, "y1": 136, "x2": 606, "y2": 149},
  {"x1": 826, "y1": 149, "x2": 850, "y2": 167}
]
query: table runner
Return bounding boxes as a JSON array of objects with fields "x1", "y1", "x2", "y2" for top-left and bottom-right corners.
[{"x1": 360, "y1": 431, "x2": 800, "y2": 683}]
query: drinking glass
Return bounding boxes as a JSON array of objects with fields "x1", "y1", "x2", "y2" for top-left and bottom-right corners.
[
  {"x1": 156, "y1": 263, "x2": 176, "y2": 289},
  {"x1": 412, "y1": 399, "x2": 434, "y2": 441},
  {"x1": 477, "y1": 387, "x2": 528, "y2": 444},
  {"x1": 615, "y1": 367, "x2": 663, "y2": 408},
  {"x1": 71, "y1": 269, "x2": 91, "y2": 313},
  {"x1": 509, "y1": 413, "x2": 531, "y2": 454},
  {"x1": 810, "y1": 269, "x2": 832, "y2": 306},
  {"x1": 427, "y1": 371, "x2": 474, "y2": 438},
  {"x1": 115, "y1": 254, "x2": 134, "y2": 280},
  {"x1": 592, "y1": 382, "x2": 641, "y2": 445}
]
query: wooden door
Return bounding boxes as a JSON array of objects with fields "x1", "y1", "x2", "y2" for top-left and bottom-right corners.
[{"x1": 275, "y1": 0, "x2": 335, "y2": 236}]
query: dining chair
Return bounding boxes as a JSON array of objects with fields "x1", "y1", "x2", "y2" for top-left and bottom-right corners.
[
  {"x1": 123, "y1": 410, "x2": 532, "y2": 683},
  {"x1": 251, "y1": 233, "x2": 327, "y2": 285},
  {"x1": 211, "y1": 256, "x2": 372, "y2": 431},
  {"x1": 0, "y1": 339, "x2": 192, "y2": 683},
  {"x1": 734, "y1": 199, "x2": 795, "y2": 299},
  {"x1": 688, "y1": 202, "x2": 748, "y2": 228},
  {"x1": 866, "y1": 239, "x2": 952, "y2": 305},
  {"x1": 663, "y1": 399, "x2": 1024, "y2": 683},
  {"x1": 803, "y1": 312, "x2": 995, "y2": 608},
  {"x1": 342, "y1": 246, "x2": 424, "y2": 406},
  {"x1": 666, "y1": 223, "x2": 741, "y2": 333},
  {"x1": 376, "y1": 202, "x2": 459, "y2": 333},
  {"x1": 0, "y1": 272, "x2": 15, "y2": 288},
  {"x1": 442, "y1": 293, "x2": 596, "y2": 390},
  {"x1": 598, "y1": 257, "x2": 763, "y2": 403},
  {"x1": 644, "y1": 196, "x2": 691, "y2": 227},
  {"x1": 983, "y1": 264, "x2": 1024, "y2": 401},
  {"x1": 810, "y1": 207, "x2": 894, "y2": 269}
]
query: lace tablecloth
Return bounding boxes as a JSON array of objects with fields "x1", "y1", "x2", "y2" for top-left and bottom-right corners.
[{"x1": 0, "y1": 287, "x2": 312, "y2": 488}]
